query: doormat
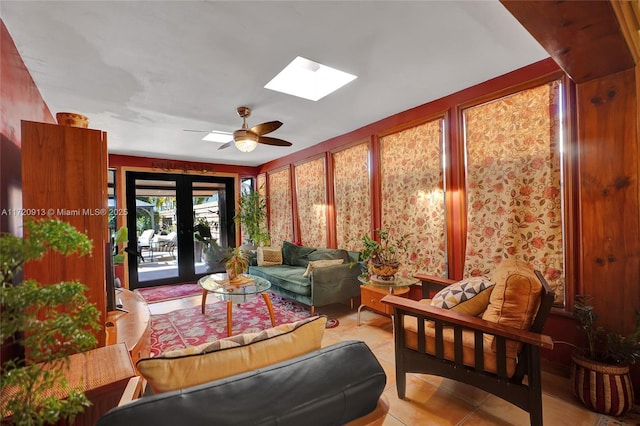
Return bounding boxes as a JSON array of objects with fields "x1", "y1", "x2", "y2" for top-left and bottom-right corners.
[
  {"x1": 135, "y1": 282, "x2": 201, "y2": 304},
  {"x1": 149, "y1": 292, "x2": 338, "y2": 356}
]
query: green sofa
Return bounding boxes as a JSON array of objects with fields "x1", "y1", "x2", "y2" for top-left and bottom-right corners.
[{"x1": 248, "y1": 241, "x2": 363, "y2": 314}]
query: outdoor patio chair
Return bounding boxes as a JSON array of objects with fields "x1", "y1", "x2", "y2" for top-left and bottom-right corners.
[
  {"x1": 154, "y1": 232, "x2": 177, "y2": 259},
  {"x1": 137, "y1": 229, "x2": 155, "y2": 262}
]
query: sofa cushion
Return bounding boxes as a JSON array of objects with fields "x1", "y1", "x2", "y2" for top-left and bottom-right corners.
[
  {"x1": 250, "y1": 265, "x2": 311, "y2": 296},
  {"x1": 98, "y1": 341, "x2": 386, "y2": 426},
  {"x1": 137, "y1": 315, "x2": 326, "y2": 394},
  {"x1": 402, "y1": 312, "x2": 517, "y2": 377},
  {"x1": 430, "y1": 276, "x2": 495, "y2": 316},
  {"x1": 257, "y1": 246, "x2": 283, "y2": 266},
  {"x1": 308, "y1": 248, "x2": 351, "y2": 263},
  {"x1": 482, "y1": 259, "x2": 542, "y2": 356},
  {"x1": 282, "y1": 241, "x2": 317, "y2": 267},
  {"x1": 303, "y1": 258, "x2": 345, "y2": 277}
]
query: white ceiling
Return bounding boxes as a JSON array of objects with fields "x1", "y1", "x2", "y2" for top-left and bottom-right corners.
[{"x1": 1, "y1": 1, "x2": 548, "y2": 167}]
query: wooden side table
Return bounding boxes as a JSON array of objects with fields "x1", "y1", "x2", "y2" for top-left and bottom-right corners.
[
  {"x1": 357, "y1": 276, "x2": 419, "y2": 325},
  {"x1": 106, "y1": 288, "x2": 151, "y2": 368}
]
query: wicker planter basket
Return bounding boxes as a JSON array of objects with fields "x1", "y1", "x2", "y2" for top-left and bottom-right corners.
[{"x1": 570, "y1": 352, "x2": 634, "y2": 416}]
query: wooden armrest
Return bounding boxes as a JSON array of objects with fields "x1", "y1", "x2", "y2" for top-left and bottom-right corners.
[
  {"x1": 381, "y1": 294, "x2": 554, "y2": 349},
  {"x1": 413, "y1": 273, "x2": 457, "y2": 287},
  {"x1": 117, "y1": 376, "x2": 145, "y2": 406}
]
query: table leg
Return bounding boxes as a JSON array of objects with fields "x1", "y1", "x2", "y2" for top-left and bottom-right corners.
[
  {"x1": 357, "y1": 303, "x2": 366, "y2": 326},
  {"x1": 227, "y1": 301, "x2": 233, "y2": 336},
  {"x1": 262, "y1": 292, "x2": 276, "y2": 327},
  {"x1": 201, "y1": 289, "x2": 208, "y2": 314}
]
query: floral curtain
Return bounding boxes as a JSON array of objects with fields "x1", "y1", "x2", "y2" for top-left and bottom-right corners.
[
  {"x1": 267, "y1": 168, "x2": 293, "y2": 247},
  {"x1": 379, "y1": 119, "x2": 447, "y2": 278},
  {"x1": 295, "y1": 158, "x2": 327, "y2": 248},
  {"x1": 333, "y1": 143, "x2": 372, "y2": 251},
  {"x1": 257, "y1": 173, "x2": 268, "y2": 243},
  {"x1": 463, "y1": 80, "x2": 564, "y2": 302}
]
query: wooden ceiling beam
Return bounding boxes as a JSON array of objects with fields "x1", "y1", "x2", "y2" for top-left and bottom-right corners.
[{"x1": 501, "y1": 0, "x2": 635, "y2": 83}]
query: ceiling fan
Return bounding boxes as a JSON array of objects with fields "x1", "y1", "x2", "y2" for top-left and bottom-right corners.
[{"x1": 188, "y1": 107, "x2": 292, "y2": 153}]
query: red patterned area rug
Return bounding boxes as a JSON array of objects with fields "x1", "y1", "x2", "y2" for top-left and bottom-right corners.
[
  {"x1": 135, "y1": 282, "x2": 201, "y2": 304},
  {"x1": 150, "y1": 292, "x2": 339, "y2": 356}
]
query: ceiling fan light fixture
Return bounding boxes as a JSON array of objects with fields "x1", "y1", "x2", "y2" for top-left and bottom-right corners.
[
  {"x1": 264, "y1": 56, "x2": 357, "y2": 101},
  {"x1": 233, "y1": 129, "x2": 258, "y2": 152}
]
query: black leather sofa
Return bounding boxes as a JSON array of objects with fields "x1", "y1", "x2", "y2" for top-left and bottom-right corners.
[{"x1": 97, "y1": 341, "x2": 387, "y2": 426}]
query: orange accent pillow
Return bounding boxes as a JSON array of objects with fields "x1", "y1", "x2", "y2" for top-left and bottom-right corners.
[{"x1": 481, "y1": 259, "x2": 542, "y2": 356}]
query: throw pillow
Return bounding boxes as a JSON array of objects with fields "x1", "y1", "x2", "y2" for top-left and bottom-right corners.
[
  {"x1": 302, "y1": 259, "x2": 345, "y2": 278},
  {"x1": 430, "y1": 276, "x2": 495, "y2": 316},
  {"x1": 282, "y1": 241, "x2": 317, "y2": 267},
  {"x1": 257, "y1": 246, "x2": 283, "y2": 266},
  {"x1": 137, "y1": 315, "x2": 327, "y2": 394}
]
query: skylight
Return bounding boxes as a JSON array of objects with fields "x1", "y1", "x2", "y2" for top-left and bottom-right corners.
[
  {"x1": 202, "y1": 131, "x2": 232, "y2": 143},
  {"x1": 264, "y1": 56, "x2": 357, "y2": 101}
]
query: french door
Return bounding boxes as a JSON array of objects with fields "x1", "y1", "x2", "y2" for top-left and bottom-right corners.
[{"x1": 125, "y1": 172, "x2": 235, "y2": 289}]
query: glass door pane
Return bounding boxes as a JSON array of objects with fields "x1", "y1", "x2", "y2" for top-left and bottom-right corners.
[
  {"x1": 126, "y1": 171, "x2": 237, "y2": 289},
  {"x1": 132, "y1": 178, "x2": 179, "y2": 284},
  {"x1": 192, "y1": 181, "x2": 229, "y2": 275}
]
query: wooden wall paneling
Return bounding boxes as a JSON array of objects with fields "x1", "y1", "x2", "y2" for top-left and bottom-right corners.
[
  {"x1": 501, "y1": 0, "x2": 635, "y2": 83},
  {"x1": 576, "y1": 68, "x2": 639, "y2": 335},
  {"x1": 610, "y1": 0, "x2": 640, "y2": 63},
  {"x1": 289, "y1": 164, "x2": 299, "y2": 243},
  {"x1": 325, "y1": 152, "x2": 337, "y2": 248},
  {"x1": 447, "y1": 107, "x2": 466, "y2": 280},
  {"x1": 370, "y1": 134, "x2": 382, "y2": 236},
  {"x1": 22, "y1": 120, "x2": 108, "y2": 347}
]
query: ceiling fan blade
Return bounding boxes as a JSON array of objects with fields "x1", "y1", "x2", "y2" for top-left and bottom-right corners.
[
  {"x1": 217, "y1": 141, "x2": 233, "y2": 150},
  {"x1": 183, "y1": 129, "x2": 209, "y2": 132},
  {"x1": 258, "y1": 136, "x2": 292, "y2": 147},
  {"x1": 250, "y1": 121, "x2": 283, "y2": 136}
]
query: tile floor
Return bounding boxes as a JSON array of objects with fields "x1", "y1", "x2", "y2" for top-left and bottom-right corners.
[{"x1": 150, "y1": 295, "x2": 640, "y2": 426}]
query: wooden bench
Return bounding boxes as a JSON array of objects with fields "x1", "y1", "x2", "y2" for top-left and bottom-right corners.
[{"x1": 382, "y1": 270, "x2": 555, "y2": 426}]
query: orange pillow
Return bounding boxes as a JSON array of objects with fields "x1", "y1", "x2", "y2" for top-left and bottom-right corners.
[{"x1": 482, "y1": 259, "x2": 542, "y2": 356}]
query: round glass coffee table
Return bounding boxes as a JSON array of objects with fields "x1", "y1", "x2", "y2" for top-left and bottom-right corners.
[{"x1": 198, "y1": 273, "x2": 276, "y2": 336}]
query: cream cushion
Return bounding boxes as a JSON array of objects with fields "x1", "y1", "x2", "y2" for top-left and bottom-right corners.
[
  {"x1": 257, "y1": 246, "x2": 283, "y2": 266},
  {"x1": 137, "y1": 315, "x2": 327, "y2": 394},
  {"x1": 302, "y1": 259, "x2": 344, "y2": 277}
]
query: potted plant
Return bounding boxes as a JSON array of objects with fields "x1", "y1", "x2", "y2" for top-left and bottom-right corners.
[
  {"x1": 222, "y1": 247, "x2": 249, "y2": 282},
  {"x1": 356, "y1": 227, "x2": 410, "y2": 280},
  {"x1": 193, "y1": 217, "x2": 212, "y2": 262},
  {"x1": 0, "y1": 218, "x2": 101, "y2": 425},
  {"x1": 203, "y1": 238, "x2": 228, "y2": 273},
  {"x1": 112, "y1": 226, "x2": 128, "y2": 287},
  {"x1": 570, "y1": 295, "x2": 640, "y2": 416},
  {"x1": 234, "y1": 187, "x2": 270, "y2": 249}
]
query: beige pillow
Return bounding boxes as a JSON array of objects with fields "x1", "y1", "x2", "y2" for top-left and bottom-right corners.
[
  {"x1": 257, "y1": 246, "x2": 283, "y2": 266},
  {"x1": 137, "y1": 315, "x2": 327, "y2": 394},
  {"x1": 302, "y1": 259, "x2": 344, "y2": 277}
]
